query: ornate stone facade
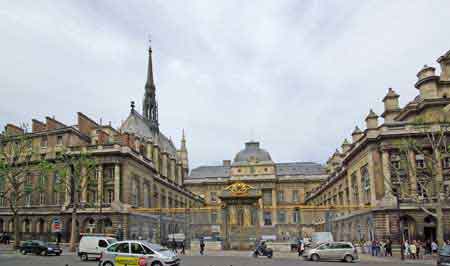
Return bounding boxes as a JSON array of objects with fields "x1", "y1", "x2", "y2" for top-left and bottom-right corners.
[
  {"x1": 0, "y1": 47, "x2": 203, "y2": 243},
  {"x1": 184, "y1": 141, "x2": 327, "y2": 248},
  {"x1": 305, "y1": 50, "x2": 450, "y2": 244}
]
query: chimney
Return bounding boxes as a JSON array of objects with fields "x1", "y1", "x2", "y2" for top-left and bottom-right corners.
[
  {"x1": 341, "y1": 139, "x2": 351, "y2": 153},
  {"x1": 46, "y1": 116, "x2": 66, "y2": 130},
  {"x1": 77, "y1": 112, "x2": 99, "y2": 136},
  {"x1": 223, "y1": 160, "x2": 231, "y2": 166},
  {"x1": 438, "y1": 50, "x2": 450, "y2": 82},
  {"x1": 351, "y1": 126, "x2": 363, "y2": 143},
  {"x1": 4, "y1": 124, "x2": 24, "y2": 136},
  {"x1": 415, "y1": 65, "x2": 439, "y2": 99},
  {"x1": 365, "y1": 109, "x2": 379, "y2": 129},
  {"x1": 381, "y1": 88, "x2": 401, "y2": 123},
  {"x1": 32, "y1": 119, "x2": 46, "y2": 133}
]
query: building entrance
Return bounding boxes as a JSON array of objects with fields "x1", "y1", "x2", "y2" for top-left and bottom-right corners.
[{"x1": 220, "y1": 182, "x2": 261, "y2": 250}]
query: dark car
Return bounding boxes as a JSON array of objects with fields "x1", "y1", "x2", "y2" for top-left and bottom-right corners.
[
  {"x1": 438, "y1": 245, "x2": 450, "y2": 266},
  {"x1": 20, "y1": 240, "x2": 62, "y2": 256}
]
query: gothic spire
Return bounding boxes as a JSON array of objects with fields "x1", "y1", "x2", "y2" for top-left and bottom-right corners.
[
  {"x1": 142, "y1": 44, "x2": 159, "y2": 131},
  {"x1": 145, "y1": 46, "x2": 156, "y2": 92},
  {"x1": 181, "y1": 129, "x2": 187, "y2": 151}
]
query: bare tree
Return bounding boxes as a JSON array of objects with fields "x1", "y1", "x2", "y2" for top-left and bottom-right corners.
[
  {"x1": 0, "y1": 127, "x2": 52, "y2": 248},
  {"x1": 53, "y1": 148, "x2": 97, "y2": 252},
  {"x1": 387, "y1": 121, "x2": 450, "y2": 246}
]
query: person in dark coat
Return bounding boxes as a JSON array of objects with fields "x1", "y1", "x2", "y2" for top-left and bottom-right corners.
[{"x1": 200, "y1": 238, "x2": 205, "y2": 255}]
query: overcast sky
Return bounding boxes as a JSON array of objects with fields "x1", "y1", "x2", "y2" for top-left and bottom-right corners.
[{"x1": 1, "y1": 1, "x2": 449, "y2": 169}]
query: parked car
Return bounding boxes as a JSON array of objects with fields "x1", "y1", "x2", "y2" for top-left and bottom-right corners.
[
  {"x1": 438, "y1": 245, "x2": 450, "y2": 266},
  {"x1": 77, "y1": 235, "x2": 117, "y2": 261},
  {"x1": 20, "y1": 240, "x2": 62, "y2": 256},
  {"x1": 100, "y1": 240, "x2": 180, "y2": 266},
  {"x1": 303, "y1": 241, "x2": 358, "y2": 262},
  {"x1": 310, "y1": 232, "x2": 334, "y2": 246}
]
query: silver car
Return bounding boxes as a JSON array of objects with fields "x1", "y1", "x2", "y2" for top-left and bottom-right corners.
[
  {"x1": 303, "y1": 241, "x2": 359, "y2": 262},
  {"x1": 99, "y1": 240, "x2": 180, "y2": 266}
]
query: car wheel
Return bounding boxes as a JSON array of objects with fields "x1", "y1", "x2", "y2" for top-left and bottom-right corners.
[
  {"x1": 80, "y1": 253, "x2": 88, "y2": 261},
  {"x1": 311, "y1": 254, "x2": 320, "y2": 262},
  {"x1": 40, "y1": 250, "x2": 47, "y2": 256},
  {"x1": 344, "y1": 255, "x2": 353, "y2": 263},
  {"x1": 152, "y1": 261, "x2": 163, "y2": 266},
  {"x1": 102, "y1": 262, "x2": 114, "y2": 266},
  {"x1": 268, "y1": 253, "x2": 273, "y2": 259},
  {"x1": 21, "y1": 249, "x2": 27, "y2": 255}
]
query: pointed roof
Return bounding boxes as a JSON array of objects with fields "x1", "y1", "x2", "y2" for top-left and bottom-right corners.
[
  {"x1": 383, "y1": 88, "x2": 399, "y2": 101},
  {"x1": 438, "y1": 50, "x2": 450, "y2": 63},
  {"x1": 342, "y1": 138, "x2": 350, "y2": 146},
  {"x1": 145, "y1": 46, "x2": 156, "y2": 91},
  {"x1": 181, "y1": 129, "x2": 187, "y2": 151},
  {"x1": 365, "y1": 109, "x2": 379, "y2": 120},
  {"x1": 351, "y1": 126, "x2": 363, "y2": 135}
]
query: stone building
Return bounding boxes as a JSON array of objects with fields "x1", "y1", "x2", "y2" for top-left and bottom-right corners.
[
  {"x1": 0, "y1": 46, "x2": 203, "y2": 243},
  {"x1": 184, "y1": 141, "x2": 327, "y2": 248},
  {"x1": 305, "y1": 50, "x2": 450, "y2": 244}
]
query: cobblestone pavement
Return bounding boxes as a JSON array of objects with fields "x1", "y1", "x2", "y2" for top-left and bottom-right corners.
[{"x1": 0, "y1": 251, "x2": 437, "y2": 266}]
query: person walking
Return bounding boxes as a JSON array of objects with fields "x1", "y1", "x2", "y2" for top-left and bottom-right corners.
[
  {"x1": 432, "y1": 240, "x2": 438, "y2": 255},
  {"x1": 200, "y1": 238, "x2": 205, "y2": 255},
  {"x1": 404, "y1": 240, "x2": 410, "y2": 259},
  {"x1": 180, "y1": 240, "x2": 185, "y2": 255},
  {"x1": 297, "y1": 239, "x2": 304, "y2": 256},
  {"x1": 410, "y1": 241, "x2": 417, "y2": 259},
  {"x1": 385, "y1": 238, "x2": 392, "y2": 256},
  {"x1": 171, "y1": 238, "x2": 177, "y2": 253}
]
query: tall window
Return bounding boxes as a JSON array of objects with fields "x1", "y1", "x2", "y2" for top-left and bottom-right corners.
[
  {"x1": 39, "y1": 192, "x2": 45, "y2": 205},
  {"x1": 277, "y1": 210, "x2": 286, "y2": 224},
  {"x1": 360, "y1": 165, "x2": 370, "y2": 203},
  {"x1": 351, "y1": 172, "x2": 359, "y2": 203},
  {"x1": 132, "y1": 178, "x2": 139, "y2": 206},
  {"x1": 416, "y1": 154, "x2": 425, "y2": 169},
  {"x1": 0, "y1": 176, "x2": 4, "y2": 207},
  {"x1": 277, "y1": 191, "x2": 285, "y2": 203},
  {"x1": 292, "y1": 190, "x2": 299, "y2": 202},
  {"x1": 56, "y1": 135, "x2": 63, "y2": 146},
  {"x1": 264, "y1": 211, "x2": 272, "y2": 226},
  {"x1": 107, "y1": 190, "x2": 114, "y2": 204},
  {"x1": 41, "y1": 136, "x2": 48, "y2": 148},
  {"x1": 211, "y1": 212, "x2": 217, "y2": 224},
  {"x1": 263, "y1": 190, "x2": 272, "y2": 205},
  {"x1": 293, "y1": 209, "x2": 301, "y2": 224},
  {"x1": 25, "y1": 193, "x2": 32, "y2": 207}
]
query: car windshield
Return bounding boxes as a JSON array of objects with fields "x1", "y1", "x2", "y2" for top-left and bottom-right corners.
[
  {"x1": 142, "y1": 241, "x2": 169, "y2": 252},
  {"x1": 440, "y1": 245, "x2": 450, "y2": 256},
  {"x1": 34, "y1": 240, "x2": 46, "y2": 246},
  {"x1": 107, "y1": 239, "x2": 117, "y2": 245}
]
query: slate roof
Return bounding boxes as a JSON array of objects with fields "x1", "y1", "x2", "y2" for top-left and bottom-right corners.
[
  {"x1": 189, "y1": 165, "x2": 230, "y2": 179},
  {"x1": 120, "y1": 110, "x2": 177, "y2": 156},
  {"x1": 187, "y1": 162, "x2": 326, "y2": 179},
  {"x1": 276, "y1": 162, "x2": 326, "y2": 176}
]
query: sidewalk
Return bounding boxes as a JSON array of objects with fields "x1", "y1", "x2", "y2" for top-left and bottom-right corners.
[{"x1": 183, "y1": 249, "x2": 437, "y2": 264}]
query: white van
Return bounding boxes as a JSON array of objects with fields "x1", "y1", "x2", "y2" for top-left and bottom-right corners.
[{"x1": 78, "y1": 236, "x2": 117, "y2": 261}]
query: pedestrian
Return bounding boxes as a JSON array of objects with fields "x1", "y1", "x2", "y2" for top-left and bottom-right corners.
[
  {"x1": 297, "y1": 239, "x2": 304, "y2": 256},
  {"x1": 181, "y1": 240, "x2": 185, "y2": 255},
  {"x1": 425, "y1": 240, "x2": 432, "y2": 255},
  {"x1": 172, "y1": 238, "x2": 177, "y2": 253},
  {"x1": 410, "y1": 241, "x2": 417, "y2": 259},
  {"x1": 432, "y1": 240, "x2": 438, "y2": 255},
  {"x1": 200, "y1": 238, "x2": 205, "y2": 255},
  {"x1": 416, "y1": 240, "x2": 422, "y2": 260},
  {"x1": 404, "y1": 240, "x2": 410, "y2": 258},
  {"x1": 385, "y1": 238, "x2": 392, "y2": 256}
]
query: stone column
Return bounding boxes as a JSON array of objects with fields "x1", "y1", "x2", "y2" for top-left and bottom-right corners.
[
  {"x1": 271, "y1": 189, "x2": 277, "y2": 225},
  {"x1": 356, "y1": 170, "x2": 363, "y2": 207},
  {"x1": 258, "y1": 198, "x2": 264, "y2": 227},
  {"x1": 347, "y1": 174, "x2": 354, "y2": 207},
  {"x1": 408, "y1": 150, "x2": 417, "y2": 197},
  {"x1": 81, "y1": 166, "x2": 87, "y2": 203},
  {"x1": 97, "y1": 164, "x2": 103, "y2": 205},
  {"x1": 114, "y1": 164, "x2": 121, "y2": 203},
  {"x1": 243, "y1": 206, "x2": 251, "y2": 227},
  {"x1": 367, "y1": 150, "x2": 378, "y2": 205},
  {"x1": 381, "y1": 150, "x2": 396, "y2": 201}
]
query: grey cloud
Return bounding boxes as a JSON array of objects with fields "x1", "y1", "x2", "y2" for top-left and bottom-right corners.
[{"x1": 1, "y1": 0, "x2": 449, "y2": 168}]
